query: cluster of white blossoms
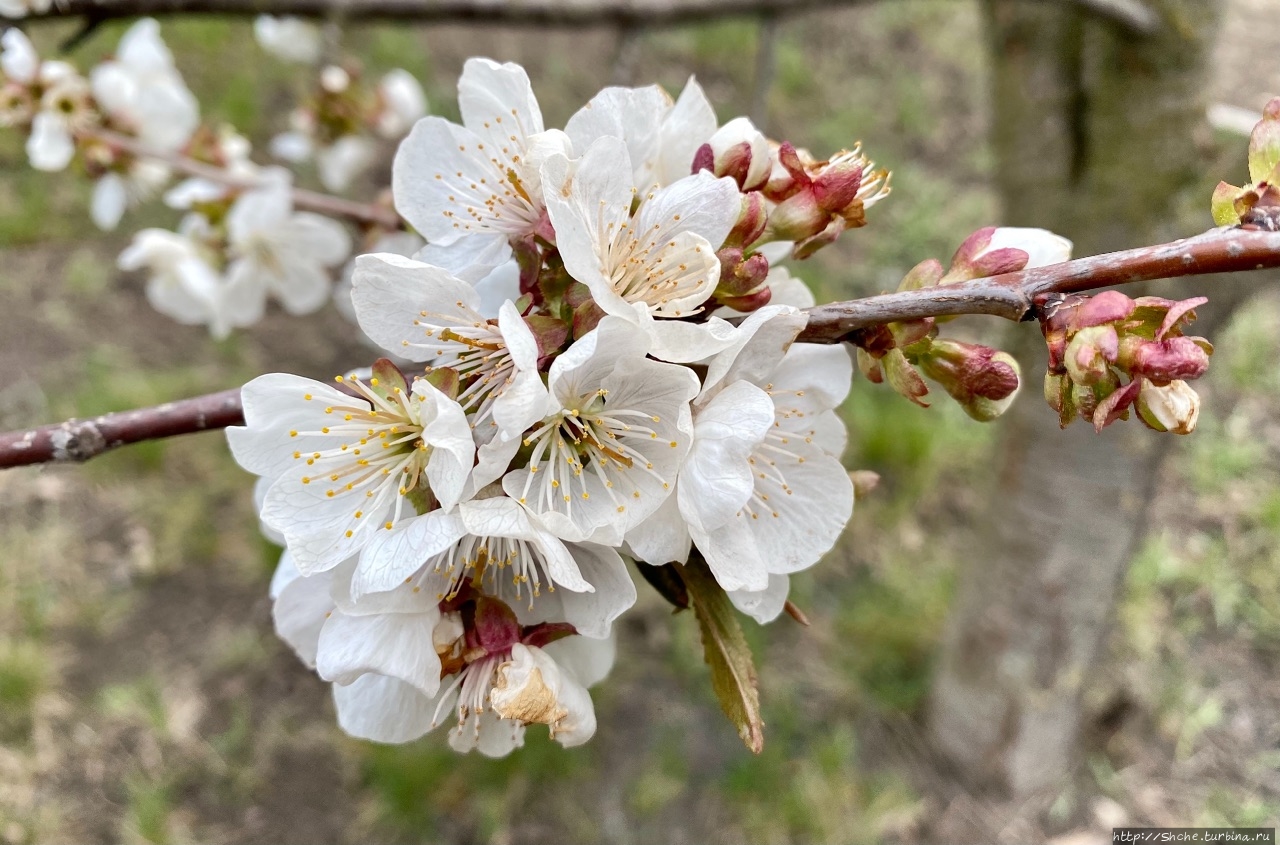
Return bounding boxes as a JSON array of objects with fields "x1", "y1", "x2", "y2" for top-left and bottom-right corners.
[
  {"x1": 226, "y1": 59, "x2": 1080, "y2": 755},
  {"x1": 0, "y1": 19, "x2": 425, "y2": 337},
  {"x1": 225, "y1": 57, "x2": 893, "y2": 755}
]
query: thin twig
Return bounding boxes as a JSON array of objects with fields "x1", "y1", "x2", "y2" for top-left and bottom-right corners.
[
  {"x1": 3, "y1": 226, "x2": 1275, "y2": 470},
  {"x1": 85, "y1": 128, "x2": 402, "y2": 229},
  {"x1": 25, "y1": 0, "x2": 1162, "y2": 36}
]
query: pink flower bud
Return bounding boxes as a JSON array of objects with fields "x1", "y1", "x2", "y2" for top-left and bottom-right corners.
[
  {"x1": 1123, "y1": 336, "x2": 1211, "y2": 384},
  {"x1": 918, "y1": 340, "x2": 1021, "y2": 421},
  {"x1": 1064, "y1": 325, "x2": 1118, "y2": 386},
  {"x1": 717, "y1": 247, "x2": 769, "y2": 291},
  {"x1": 723, "y1": 191, "x2": 768, "y2": 249},
  {"x1": 696, "y1": 117, "x2": 772, "y2": 191},
  {"x1": 944, "y1": 227, "x2": 1073, "y2": 283},
  {"x1": 1137, "y1": 379, "x2": 1200, "y2": 434}
]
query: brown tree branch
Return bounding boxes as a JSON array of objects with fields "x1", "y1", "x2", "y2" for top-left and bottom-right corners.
[
  {"x1": 3, "y1": 226, "x2": 1274, "y2": 470},
  {"x1": 85, "y1": 129, "x2": 403, "y2": 230},
  {"x1": 26, "y1": 0, "x2": 1161, "y2": 36},
  {"x1": 0, "y1": 388, "x2": 242, "y2": 469}
]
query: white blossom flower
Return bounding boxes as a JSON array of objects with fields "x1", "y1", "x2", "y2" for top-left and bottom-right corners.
[
  {"x1": 227, "y1": 371, "x2": 476, "y2": 575},
  {"x1": 253, "y1": 15, "x2": 324, "y2": 64},
  {"x1": 564, "y1": 77, "x2": 717, "y2": 190},
  {"x1": 165, "y1": 126, "x2": 255, "y2": 209},
  {"x1": 1, "y1": 29, "x2": 37, "y2": 84},
  {"x1": 225, "y1": 174, "x2": 353, "y2": 314},
  {"x1": 392, "y1": 57, "x2": 571, "y2": 277},
  {"x1": 357, "y1": 494, "x2": 636, "y2": 637},
  {"x1": 335, "y1": 628, "x2": 610, "y2": 754},
  {"x1": 351, "y1": 252, "x2": 550, "y2": 490},
  {"x1": 90, "y1": 159, "x2": 171, "y2": 231},
  {"x1": 118, "y1": 217, "x2": 263, "y2": 338},
  {"x1": 90, "y1": 19, "x2": 199, "y2": 152},
  {"x1": 0, "y1": 0, "x2": 51, "y2": 18},
  {"x1": 376, "y1": 69, "x2": 427, "y2": 139},
  {"x1": 503, "y1": 316, "x2": 699, "y2": 545},
  {"x1": 542, "y1": 136, "x2": 743, "y2": 362},
  {"x1": 5, "y1": 34, "x2": 96, "y2": 173},
  {"x1": 270, "y1": 556, "x2": 613, "y2": 753},
  {"x1": 628, "y1": 305, "x2": 854, "y2": 592}
]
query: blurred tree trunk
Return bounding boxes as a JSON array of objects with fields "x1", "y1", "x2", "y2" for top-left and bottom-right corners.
[{"x1": 925, "y1": 0, "x2": 1226, "y2": 796}]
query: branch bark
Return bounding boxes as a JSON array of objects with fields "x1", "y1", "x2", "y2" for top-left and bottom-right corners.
[
  {"x1": 25, "y1": 0, "x2": 1161, "y2": 36},
  {"x1": 3, "y1": 226, "x2": 1276, "y2": 470},
  {"x1": 86, "y1": 129, "x2": 402, "y2": 229}
]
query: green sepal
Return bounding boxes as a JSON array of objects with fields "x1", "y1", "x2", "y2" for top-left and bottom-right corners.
[
  {"x1": 369, "y1": 358, "x2": 409, "y2": 403},
  {"x1": 422, "y1": 366, "x2": 460, "y2": 400},
  {"x1": 883, "y1": 348, "x2": 930, "y2": 407}
]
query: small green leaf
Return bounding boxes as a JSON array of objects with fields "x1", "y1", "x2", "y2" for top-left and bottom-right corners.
[
  {"x1": 1211, "y1": 181, "x2": 1244, "y2": 227},
  {"x1": 681, "y1": 553, "x2": 764, "y2": 754},
  {"x1": 1247, "y1": 98, "x2": 1280, "y2": 185},
  {"x1": 897, "y1": 258, "x2": 944, "y2": 292}
]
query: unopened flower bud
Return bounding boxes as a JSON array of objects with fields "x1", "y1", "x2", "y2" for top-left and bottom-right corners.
[
  {"x1": 1120, "y1": 335, "x2": 1211, "y2": 384},
  {"x1": 1064, "y1": 325, "x2": 1118, "y2": 386},
  {"x1": 714, "y1": 247, "x2": 770, "y2": 300},
  {"x1": 693, "y1": 117, "x2": 771, "y2": 191},
  {"x1": 723, "y1": 191, "x2": 768, "y2": 249},
  {"x1": 1137, "y1": 379, "x2": 1199, "y2": 434},
  {"x1": 917, "y1": 340, "x2": 1021, "y2": 421},
  {"x1": 943, "y1": 226, "x2": 1073, "y2": 283}
]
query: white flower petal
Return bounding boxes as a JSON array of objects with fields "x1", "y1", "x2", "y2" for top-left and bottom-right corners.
[
  {"x1": 350, "y1": 252, "x2": 484, "y2": 362},
  {"x1": 316, "y1": 609, "x2": 443, "y2": 696},
  {"x1": 272, "y1": 559, "x2": 336, "y2": 666},
  {"x1": 333, "y1": 673, "x2": 437, "y2": 744},
  {"x1": 354, "y1": 508, "x2": 467, "y2": 600},
  {"x1": 1, "y1": 29, "x2": 38, "y2": 84},
  {"x1": 728, "y1": 574, "x2": 790, "y2": 624},
  {"x1": 679, "y1": 380, "x2": 774, "y2": 532},
  {"x1": 27, "y1": 112, "x2": 74, "y2": 171},
  {"x1": 91, "y1": 173, "x2": 130, "y2": 231}
]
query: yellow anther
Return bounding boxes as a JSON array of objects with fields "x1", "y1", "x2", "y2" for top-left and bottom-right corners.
[
  {"x1": 304, "y1": 393, "x2": 312, "y2": 400},
  {"x1": 384, "y1": 521, "x2": 394, "y2": 530},
  {"x1": 289, "y1": 430, "x2": 298, "y2": 437}
]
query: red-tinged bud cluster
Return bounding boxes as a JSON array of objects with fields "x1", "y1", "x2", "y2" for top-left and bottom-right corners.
[
  {"x1": 1041, "y1": 290, "x2": 1211, "y2": 433},
  {"x1": 852, "y1": 252, "x2": 1022, "y2": 421},
  {"x1": 760, "y1": 143, "x2": 891, "y2": 258}
]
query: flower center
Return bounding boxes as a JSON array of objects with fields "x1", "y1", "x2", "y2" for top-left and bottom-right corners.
[
  {"x1": 289, "y1": 375, "x2": 430, "y2": 533},
  {"x1": 516, "y1": 389, "x2": 672, "y2": 517}
]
